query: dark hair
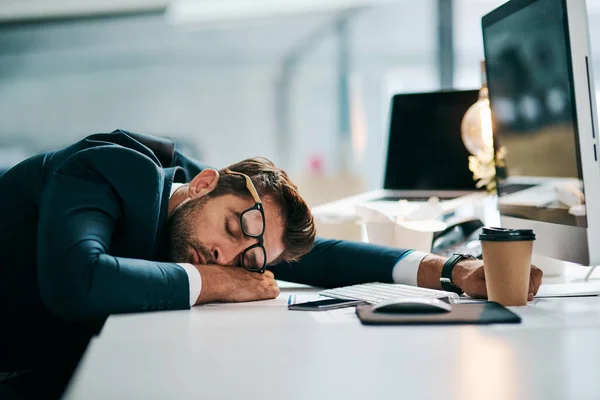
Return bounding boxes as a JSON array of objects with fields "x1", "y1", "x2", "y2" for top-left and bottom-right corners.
[{"x1": 207, "y1": 157, "x2": 316, "y2": 263}]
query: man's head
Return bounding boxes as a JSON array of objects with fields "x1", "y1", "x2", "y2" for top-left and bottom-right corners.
[{"x1": 167, "y1": 157, "x2": 316, "y2": 269}]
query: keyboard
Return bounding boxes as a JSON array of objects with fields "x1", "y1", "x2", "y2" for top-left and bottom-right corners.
[
  {"x1": 375, "y1": 194, "x2": 459, "y2": 202},
  {"x1": 497, "y1": 183, "x2": 537, "y2": 196},
  {"x1": 320, "y1": 282, "x2": 461, "y2": 304}
]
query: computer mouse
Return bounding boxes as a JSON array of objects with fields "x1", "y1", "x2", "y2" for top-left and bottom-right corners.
[{"x1": 371, "y1": 297, "x2": 452, "y2": 314}]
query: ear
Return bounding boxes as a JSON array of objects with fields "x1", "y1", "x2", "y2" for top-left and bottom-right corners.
[{"x1": 188, "y1": 169, "x2": 220, "y2": 199}]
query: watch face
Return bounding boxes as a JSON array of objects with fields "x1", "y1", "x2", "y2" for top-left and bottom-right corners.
[{"x1": 455, "y1": 253, "x2": 476, "y2": 259}]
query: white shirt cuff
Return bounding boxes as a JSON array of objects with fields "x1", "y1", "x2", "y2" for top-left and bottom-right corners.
[
  {"x1": 177, "y1": 263, "x2": 202, "y2": 306},
  {"x1": 392, "y1": 251, "x2": 428, "y2": 286}
]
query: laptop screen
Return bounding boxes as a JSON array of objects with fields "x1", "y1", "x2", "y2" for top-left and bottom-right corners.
[{"x1": 384, "y1": 90, "x2": 481, "y2": 191}]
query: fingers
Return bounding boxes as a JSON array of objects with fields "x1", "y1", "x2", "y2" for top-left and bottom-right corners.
[
  {"x1": 253, "y1": 270, "x2": 277, "y2": 294},
  {"x1": 261, "y1": 276, "x2": 279, "y2": 299},
  {"x1": 527, "y1": 266, "x2": 543, "y2": 301},
  {"x1": 257, "y1": 270, "x2": 278, "y2": 297},
  {"x1": 263, "y1": 270, "x2": 275, "y2": 279},
  {"x1": 245, "y1": 269, "x2": 275, "y2": 282},
  {"x1": 210, "y1": 264, "x2": 280, "y2": 302},
  {"x1": 529, "y1": 278, "x2": 534, "y2": 297},
  {"x1": 267, "y1": 285, "x2": 280, "y2": 299},
  {"x1": 530, "y1": 265, "x2": 543, "y2": 295}
]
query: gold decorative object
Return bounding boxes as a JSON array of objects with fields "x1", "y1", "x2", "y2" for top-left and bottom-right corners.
[
  {"x1": 468, "y1": 147, "x2": 506, "y2": 192},
  {"x1": 461, "y1": 61, "x2": 505, "y2": 193}
]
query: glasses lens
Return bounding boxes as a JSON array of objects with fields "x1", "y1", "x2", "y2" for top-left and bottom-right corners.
[
  {"x1": 241, "y1": 209, "x2": 264, "y2": 237},
  {"x1": 243, "y1": 246, "x2": 266, "y2": 271}
]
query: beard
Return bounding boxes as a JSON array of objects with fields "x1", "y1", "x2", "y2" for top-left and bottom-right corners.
[{"x1": 166, "y1": 196, "x2": 213, "y2": 264}]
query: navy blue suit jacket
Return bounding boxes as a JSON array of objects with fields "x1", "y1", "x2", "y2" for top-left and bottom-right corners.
[{"x1": 0, "y1": 130, "x2": 409, "y2": 367}]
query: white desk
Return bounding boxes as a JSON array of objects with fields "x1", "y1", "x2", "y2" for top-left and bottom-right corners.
[{"x1": 65, "y1": 277, "x2": 600, "y2": 400}]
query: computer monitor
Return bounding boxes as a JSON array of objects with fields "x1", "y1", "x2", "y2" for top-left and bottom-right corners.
[{"x1": 482, "y1": 0, "x2": 600, "y2": 267}]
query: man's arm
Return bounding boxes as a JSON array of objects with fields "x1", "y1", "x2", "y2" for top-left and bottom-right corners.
[
  {"x1": 269, "y1": 237, "x2": 411, "y2": 288},
  {"x1": 269, "y1": 237, "x2": 543, "y2": 298},
  {"x1": 37, "y1": 146, "x2": 191, "y2": 321},
  {"x1": 172, "y1": 150, "x2": 208, "y2": 181}
]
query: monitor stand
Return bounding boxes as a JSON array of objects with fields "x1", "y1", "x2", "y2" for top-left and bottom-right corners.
[
  {"x1": 585, "y1": 266, "x2": 598, "y2": 281},
  {"x1": 534, "y1": 256, "x2": 600, "y2": 298},
  {"x1": 533, "y1": 253, "x2": 598, "y2": 280}
]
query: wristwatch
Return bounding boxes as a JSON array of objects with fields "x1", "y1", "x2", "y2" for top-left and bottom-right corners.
[{"x1": 440, "y1": 253, "x2": 476, "y2": 295}]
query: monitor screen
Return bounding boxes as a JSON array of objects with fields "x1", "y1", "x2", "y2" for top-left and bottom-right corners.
[
  {"x1": 384, "y1": 90, "x2": 480, "y2": 191},
  {"x1": 483, "y1": 0, "x2": 587, "y2": 228}
]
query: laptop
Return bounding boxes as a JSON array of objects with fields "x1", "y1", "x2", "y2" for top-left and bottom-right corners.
[
  {"x1": 346, "y1": 89, "x2": 490, "y2": 218},
  {"x1": 373, "y1": 89, "x2": 484, "y2": 202}
]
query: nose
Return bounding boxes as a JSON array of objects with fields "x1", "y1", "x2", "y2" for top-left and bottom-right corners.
[
  {"x1": 211, "y1": 243, "x2": 247, "y2": 266},
  {"x1": 211, "y1": 238, "x2": 258, "y2": 267}
]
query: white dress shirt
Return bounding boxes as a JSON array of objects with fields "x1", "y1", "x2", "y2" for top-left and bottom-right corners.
[{"x1": 170, "y1": 183, "x2": 426, "y2": 306}]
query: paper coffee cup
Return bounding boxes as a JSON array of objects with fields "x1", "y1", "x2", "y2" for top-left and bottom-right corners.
[{"x1": 479, "y1": 227, "x2": 536, "y2": 306}]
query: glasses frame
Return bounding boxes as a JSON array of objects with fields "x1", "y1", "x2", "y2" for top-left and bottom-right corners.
[{"x1": 223, "y1": 169, "x2": 268, "y2": 273}]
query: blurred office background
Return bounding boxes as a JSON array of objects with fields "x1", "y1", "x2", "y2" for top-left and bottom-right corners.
[{"x1": 1, "y1": 0, "x2": 600, "y2": 205}]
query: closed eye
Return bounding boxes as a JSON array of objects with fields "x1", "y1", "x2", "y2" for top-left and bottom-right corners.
[{"x1": 224, "y1": 219, "x2": 235, "y2": 239}]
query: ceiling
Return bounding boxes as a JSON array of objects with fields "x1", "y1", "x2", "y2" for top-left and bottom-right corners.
[
  {"x1": 1, "y1": 0, "x2": 598, "y2": 25},
  {"x1": 0, "y1": 1, "x2": 434, "y2": 65},
  {"x1": 0, "y1": 0, "x2": 168, "y2": 21},
  {"x1": 0, "y1": 0, "x2": 596, "y2": 79},
  {"x1": 0, "y1": 0, "x2": 396, "y2": 23}
]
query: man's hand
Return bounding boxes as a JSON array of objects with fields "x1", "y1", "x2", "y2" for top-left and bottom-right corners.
[
  {"x1": 193, "y1": 265, "x2": 280, "y2": 305},
  {"x1": 452, "y1": 259, "x2": 543, "y2": 301},
  {"x1": 417, "y1": 255, "x2": 543, "y2": 301}
]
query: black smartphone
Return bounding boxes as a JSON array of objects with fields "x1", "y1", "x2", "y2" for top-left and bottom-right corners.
[{"x1": 288, "y1": 298, "x2": 367, "y2": 311}]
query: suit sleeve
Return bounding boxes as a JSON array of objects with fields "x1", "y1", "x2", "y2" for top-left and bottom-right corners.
[
  {"x1": 269, "y1": 237, "x2": 411, "y2": 288},
  {"x1": 172, "y1": 150, "x2": 212, "y2": 181},
  {"x1": 37, "y1": 147, "x2": 190, "y2": 322}
]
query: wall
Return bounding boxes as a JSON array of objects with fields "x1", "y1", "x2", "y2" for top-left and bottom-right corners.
[
  {"x1": 0, "y1": 2, "x2": 438, "y2": 201},
  {"x1": 454, "y1": 0, "x2": 600, "y2": 89}
]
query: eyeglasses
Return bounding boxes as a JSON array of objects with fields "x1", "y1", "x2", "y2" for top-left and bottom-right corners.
[{"x1": 223, "y1": 169, "x2": 267, "y2": 273}]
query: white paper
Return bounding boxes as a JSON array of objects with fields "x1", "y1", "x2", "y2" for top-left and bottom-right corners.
[
  {"x1": 356, "y1": 197, "x2": 447, "y2": 252},
  {"x1": 309, "y1": 307, "x2": 360, "y2": 324}
]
